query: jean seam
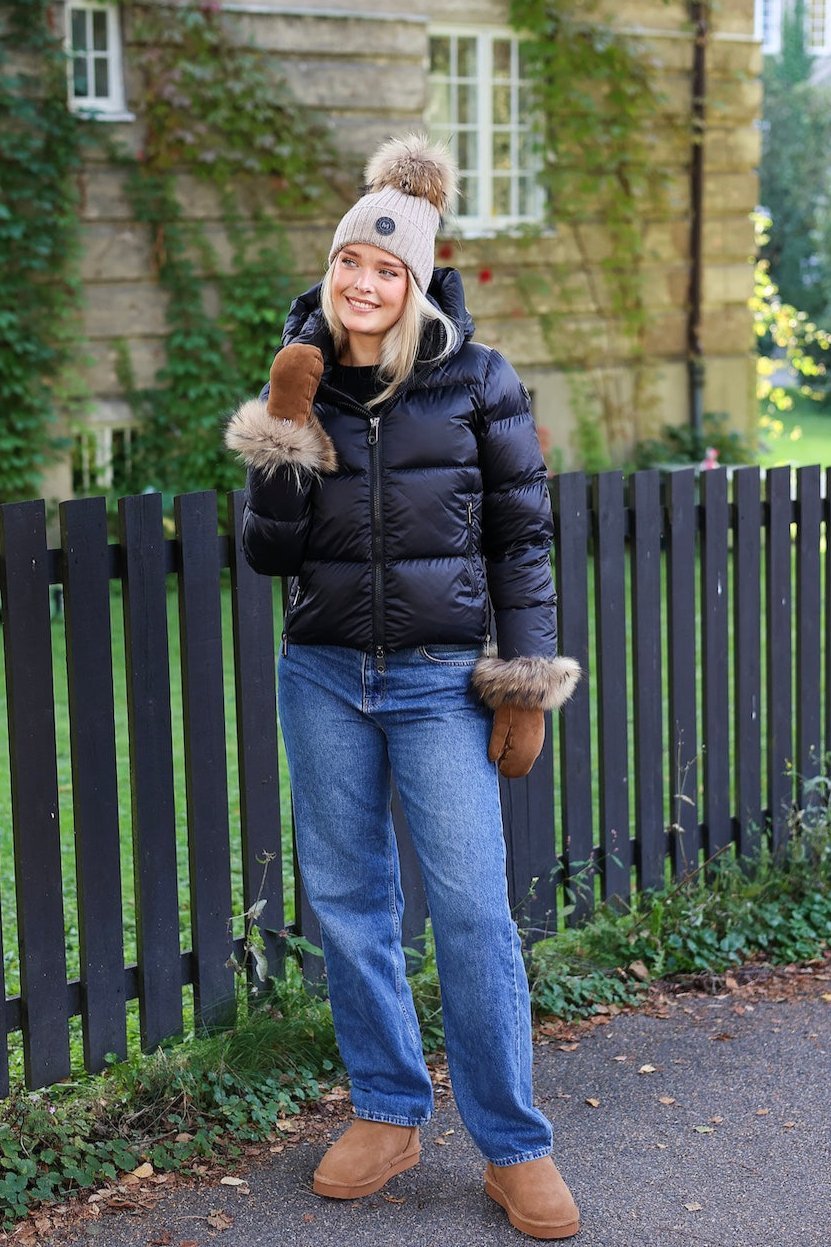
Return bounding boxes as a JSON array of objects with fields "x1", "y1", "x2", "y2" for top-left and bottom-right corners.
[
  {"x1": 388, "y1": 820, "x2": 421, "y2": 1051},
  {"x1": 355, "y1": 1110, "x2": 431, "y2": 1128},
  {"x1": 417, "y1": 646, "x2": 478, "y2": 667}
]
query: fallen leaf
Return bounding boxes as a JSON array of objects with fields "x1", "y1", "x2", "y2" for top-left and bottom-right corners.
[
  {"x1": 709, "y1": 1116, "x2": 724, "y2": 1124},
  {"x1": 434, "y1": 1136, "x2": 448, "y2": 1145},
  {"x1": 710, "y1": 1032, "x2": 733, "y2": 1041},
  {"x1": 612, "y1": 1055, "x2": 627, "y2": 1062},
  {"x1": 585, "y1": 1097, "x2": 600, "y2": 1108},
  {"x1": 220, "y1": 1176, "x2": 247, "y2": 1186},
  {"x1": 629, "y1": 959, "x2": 650, "y2": 981},
  {"x1": 558, "y1": 1043, "x2": 579, "y2": 1052},
  {"x1": 147, "y1": 1235, "x2": 172, "y2": 1246},
  {"x1": 693, "y1": 1125, "x2": 714, "y2": 1134},
  {"x1": 783, "y1": 1121, "x2": 797, "y2": 1129},
  {"x1": 175, "y1": 1132, "x2": 193, "y2": 1143},
  {"x1": 207, "y1": 1209, "x2": 234, "y2": 1230},
  {"x1": 822, "y1": 993, "x2": 831, "y2": 1003},
  {"x1": 684, "y1": 1201, "x2": 703, "y2": 1212},
  {"x1": 303, "y1": 1213, "x2": 316, "y2": 1223},
  {"x1": 724, "y1": 973, "x2": 739, "y2": 990},
  {"x1": 442, "y1": 1129, "x2": 455, "y2": 1136},
  {"x1": 655, "y1": 1143, "x2": 668, "y2": 1150},
  {"x1": 179, "y1": 1241, "x2": 199, "y2": 1247},
  {"x1": 121, "y1": 1173, "x2": 140, "y2": 1185},
  {"x1": 638, "y1": 1064, "x2": 657, "y2": 1075},
  {"x1": 658, "y1": 1096, "x2": 676, "y2": 1106},
  {"x1": 382, "y1": 1193, "x2": 406, "y2": 1204},
  {"x1": 755, "y1": 1108, "x2": 770, "y2": 1117},
  {"x1": 132, "y1": 1162, "x2": 154, "y2": 1179}
]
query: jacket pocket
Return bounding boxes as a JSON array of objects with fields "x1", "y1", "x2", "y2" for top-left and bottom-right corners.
[{"x1": 464, "y1": 496, "x2": 485, "y2": 594}]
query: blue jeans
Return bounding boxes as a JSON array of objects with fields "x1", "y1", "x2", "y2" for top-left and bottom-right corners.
[{"x1": 277, "y1": 643, "x2": 553, "y2": 1166}]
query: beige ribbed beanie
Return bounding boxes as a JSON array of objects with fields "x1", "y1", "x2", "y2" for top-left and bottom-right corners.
[{"x1": 328, "y1": 134, "x2": 458, "y2": 292}]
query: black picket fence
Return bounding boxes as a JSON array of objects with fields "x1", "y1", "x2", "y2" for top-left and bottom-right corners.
[{"x1": 0, "y1": 465, "x2": 825, "y2": 1097}]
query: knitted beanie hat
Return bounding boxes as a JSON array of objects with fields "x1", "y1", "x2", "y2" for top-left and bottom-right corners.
[{"x1": 328, "y1": 134, "x2": 458, "y2": 292}]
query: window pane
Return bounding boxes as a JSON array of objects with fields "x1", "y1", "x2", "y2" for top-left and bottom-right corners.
[
  {"x1": 518, "y1": 127, "x2": 536, "y2": 168},
  {"x1": 492, "y1": 176, "x2": 512, "y2": 216},
  {"x1": 430, "y1": 36, "x2": 450, "y2": 75},
  {"x1": 492, "y1": 84, "x2": 511, "y2": 126},
  {"x1": 493, "y1": 39, "x2": 511, "y2": 78},
  {"x1": 518, "y1": 176, "x2": 536, "y2": 217},
  {"x1": 71, "y1": 9, "x2": 87, "y2": 51},
  {"x1": 457, "y1": 37, "x2": 477, "y2": 78},
  {"x1": 73, "y1": 55, "x2": 88, "y2": 97},
  {"x1": 427, "y1": 80, "x2": 451, "y2": 125},
  {"x1": 493, "y1": 130, "x2": 512, "y2": 170},
  {"x1": 458, "y1": 175, "x2": 479, "y2": 218},
  {"x1": 457, "y1": 129, "x2": 478, "y2": 171},
  {"x1": 93, "y1": 56, "x2": 109, "y2": 97},
  {"x1": 457, "y1": 83, "x2": 476, "y2": 125},
  {"x1": 92, "y1": 9, "x2": 108, "y2": 51}
]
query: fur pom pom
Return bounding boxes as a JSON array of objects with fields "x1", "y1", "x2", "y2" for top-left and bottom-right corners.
[{"x1": 364, "y1": 133, "x2": 458, "y2": 213}]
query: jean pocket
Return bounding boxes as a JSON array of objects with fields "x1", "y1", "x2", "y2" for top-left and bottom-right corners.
[{"x1": 418, "y1": 645, "x2": 481, "y2": 666}]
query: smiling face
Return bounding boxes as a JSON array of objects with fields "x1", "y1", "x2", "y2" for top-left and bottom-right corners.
[{"x1": 330, "y1": 243, "x2": 409, "y2": 361}]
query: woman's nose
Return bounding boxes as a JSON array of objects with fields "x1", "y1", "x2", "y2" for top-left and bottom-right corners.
[{"x1": 354, "y1": 269, "x2": 375, "y2": 291}]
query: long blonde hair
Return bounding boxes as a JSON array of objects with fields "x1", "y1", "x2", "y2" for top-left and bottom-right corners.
[{"x1": 320, "y1": 263, "x2": 460, "y2": 408}]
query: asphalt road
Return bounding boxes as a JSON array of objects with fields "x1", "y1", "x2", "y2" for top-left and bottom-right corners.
[{"x1": 54, "y1": 988, "x2": 831, "y2": 1247}]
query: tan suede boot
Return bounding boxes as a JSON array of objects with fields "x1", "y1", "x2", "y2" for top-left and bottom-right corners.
[
  {"x1": 312, "y1": 1119, "x2": 420, "y2": 1199},
  {"x1": 484, "y1": 1156, "x2": 581, "y2": 1239}
]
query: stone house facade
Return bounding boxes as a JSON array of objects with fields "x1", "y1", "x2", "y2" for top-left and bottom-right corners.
[{"x1": 45, "y1": 0, "x2": 762, "y2": 502}]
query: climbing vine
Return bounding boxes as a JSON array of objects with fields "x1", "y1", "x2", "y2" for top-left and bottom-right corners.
[
  {"x1": 508, "y1": 0, "x2": 671, "y2": 460},
  {"x1": 113, "y1": 2, "x2": 338, "y2": 498},
  {"x1": 0, "y1": 0, "x2": 85, "y2": 502}
]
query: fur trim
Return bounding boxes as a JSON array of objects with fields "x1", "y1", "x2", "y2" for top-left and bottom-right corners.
[
  {"x1": 472, "y1": 655, "x2": 582, "y2": 711},
  {"x1": 364, "y1": 133, "x2": 458, "y2": 213},
  {"x1": 225, "y1": 398, "x2": 338, "y2": 485}
]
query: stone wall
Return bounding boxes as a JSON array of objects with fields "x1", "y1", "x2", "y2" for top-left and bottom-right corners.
[{"x1": 42, "y1": 0, "x2": 761, "y2": 498}]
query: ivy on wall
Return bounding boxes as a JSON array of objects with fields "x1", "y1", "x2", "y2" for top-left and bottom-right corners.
[
  {"x1": 508, "y1": 0, "x2": 671, "y2": 462},
  {"x1": 0, "y1": 0, "x2": 85, "y2": 502},
  {"x1": 114, "y1": 2, "x2": 338, "y2": 499}
]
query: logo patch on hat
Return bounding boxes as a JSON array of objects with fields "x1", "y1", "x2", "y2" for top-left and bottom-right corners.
[{"x1": 374, "y1": 216, "x2": 396, "y2": 236}]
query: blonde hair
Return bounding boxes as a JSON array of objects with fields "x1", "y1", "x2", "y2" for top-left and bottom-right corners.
[{"x1": 320, "y1": 263, "x2": 459, "y2": 408}]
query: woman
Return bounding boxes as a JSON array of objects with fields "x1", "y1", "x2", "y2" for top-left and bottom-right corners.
[{"x1": 225, "y1": 135, "x2": 581, "y2": 1241}]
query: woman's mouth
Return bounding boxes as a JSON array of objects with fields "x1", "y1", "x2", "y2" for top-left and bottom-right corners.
[{"x1": 344, "y1": 296, "x2": 380, "y2": 312}]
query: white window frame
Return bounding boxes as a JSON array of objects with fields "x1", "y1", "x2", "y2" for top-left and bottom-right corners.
[
  {"x1": 65, "y1": 2, "x2": 130, "y2": 119},
  {"x1": 806, "y1": 0, "x2": 831, "y2": 52},
  {"x1": 755, "y1": 0, "x2": 783, "y2": 54},
  {"x1": 427, "y1": 27, "x2": 544, "y2": 236}
]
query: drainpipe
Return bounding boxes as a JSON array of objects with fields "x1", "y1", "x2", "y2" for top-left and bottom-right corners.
[{"x1": 687, "y1": 1, "x2": 708, "y2": 438}]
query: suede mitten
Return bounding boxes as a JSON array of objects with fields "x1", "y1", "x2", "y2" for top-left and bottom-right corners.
[
  {"x1": 488, "y1": 704, "x2": 545, "y2": 779},
  {"x1": 266, "y1": 344, "x2": 324, "y2": 425}
]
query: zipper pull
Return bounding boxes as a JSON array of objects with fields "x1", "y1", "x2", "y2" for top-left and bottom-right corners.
[
  {"x1": 282, "y1": 631, "x2": 288, "y2": 656},
  {"x1": 368, "y1": 416, "x2": 380, "y2": 445},
  {"x1": 467, "y1": 500, "x2": 473, "y2": 526},
  {"x1": 375, "y1": 646, "x2": 386, "y2": 673}
]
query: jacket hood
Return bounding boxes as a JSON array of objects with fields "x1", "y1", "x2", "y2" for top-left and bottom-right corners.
[{"x1": 281, "y1": 267, "x2": 475, "y2": 369}]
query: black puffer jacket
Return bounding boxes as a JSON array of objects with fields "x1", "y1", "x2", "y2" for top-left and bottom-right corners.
[{"x1": 226, "y1": 268, "x2": 580, "y2": 710}]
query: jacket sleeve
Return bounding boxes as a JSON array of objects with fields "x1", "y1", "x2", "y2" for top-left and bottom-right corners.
[
  {"x1": 470, "y1": 350, "x2": 580, "y2": 711},
  {"x1": 224, "y1": 380, "x2": 337, "y2": 577}
]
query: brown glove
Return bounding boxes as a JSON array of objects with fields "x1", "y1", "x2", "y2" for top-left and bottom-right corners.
[
  {"x1": 488, "y1": 704, "x2": 545, "y2": 779},
  {"x1": 266, "y1": 344, "x2": 324, "y2": 425}
]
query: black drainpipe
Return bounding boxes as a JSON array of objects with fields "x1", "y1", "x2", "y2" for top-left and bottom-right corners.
[{"x1": 688, "y1": 1, "x2": 708, "y2": 438}]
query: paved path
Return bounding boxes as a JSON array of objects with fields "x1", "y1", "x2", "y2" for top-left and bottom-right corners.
[{"x1": 56, "y1": 989, "x2": 830, "y2": 1247}]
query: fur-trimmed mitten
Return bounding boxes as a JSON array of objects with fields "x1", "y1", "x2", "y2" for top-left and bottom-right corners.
[
  {"x1": 225, "y1": 344, "x2": 337, "y2": 480},
  {"x1": 488, "y1": 704, "x2": 546, "y2": 779}
]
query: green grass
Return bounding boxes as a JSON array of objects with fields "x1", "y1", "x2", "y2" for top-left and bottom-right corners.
[{"x1": 758, "y1": 393, "x2": 831, "y2": 467}]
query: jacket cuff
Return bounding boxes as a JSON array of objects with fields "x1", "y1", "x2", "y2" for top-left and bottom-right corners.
[
  {"x1": 225, "y1": 398, "x2": 338, "y2": 479},
  {"x1": 472, "y1": 655, "x2": 581, "y2": 711}
]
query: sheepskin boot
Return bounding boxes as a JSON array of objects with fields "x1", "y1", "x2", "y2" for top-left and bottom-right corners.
[
  {"x1": 484, "y1": 1156, "x2": 581, "y2": 1239},
  {"x1": 312, "y1": 1119, "x2": 420, "y2": 1199}
]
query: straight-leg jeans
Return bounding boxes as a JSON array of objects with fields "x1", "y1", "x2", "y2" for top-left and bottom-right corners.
[{"x1": 277, "y1": 642, "x2": 553, "y2": 1166}]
